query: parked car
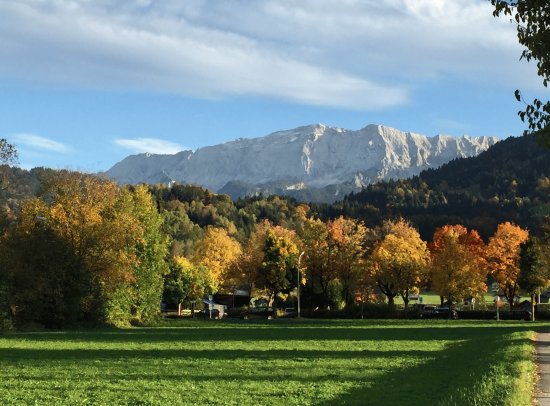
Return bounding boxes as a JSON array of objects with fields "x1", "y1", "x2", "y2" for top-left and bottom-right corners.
[
  {"x1": 241, "y1": 307, "x2": 276, "y2": 320},
  {"x1": 422, "y1": 307, "x2": 458, "y2": 319},
  {"x1": 420, "y1": 305, "x2": 436, "y2": 318},
  {"x1": 199, "y1": 308, "x2": 220, "y2": 319},
  {"x1": 496, "y1": 310, "x2": 532, "y2": 321},
  {"x1": 283, "y1": 308, "x2": 297, "y2": 318}
]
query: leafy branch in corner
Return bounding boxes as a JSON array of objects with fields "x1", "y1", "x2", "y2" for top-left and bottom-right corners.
[{"x1": 492, "y1": 0, "x2": 550, "y2": 146}]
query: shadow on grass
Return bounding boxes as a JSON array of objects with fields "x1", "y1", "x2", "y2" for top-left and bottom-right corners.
[
  {"x1": 5, "y1": 323, "x2": 544, "y2": 344},
  {"x1": 0, "y1": 322, "x2": 540, "y2": 405},
  {"x1": 0, "y1": 347, "x2": 438, "y2": 362},
  {"x1": 315, "y1": 336, "x2": 534, "y2": 405}
]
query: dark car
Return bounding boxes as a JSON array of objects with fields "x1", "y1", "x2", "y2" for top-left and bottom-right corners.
[
  {"x1": 496, "y1": 310, "x2": 532, "y2": 321},
  {"x1": 283, "y1": 308, "x2": 297, "y2": 318},
  {"x1": 241, "y1": 307, "x2": 276, "y2": 320},
  {"x1": 199, "y1": 308, "x2": 220, "y2": 319},
  {"x1": 422, "y1": 307, "x2": 458, "y2": 319},
  {"x1": 420, "y1": 305, "x2": 436, "y2": 318}
]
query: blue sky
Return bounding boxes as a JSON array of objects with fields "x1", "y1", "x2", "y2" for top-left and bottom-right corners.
[{"x1": 0, "y1": 0, "x2": 546, "y2": 172}]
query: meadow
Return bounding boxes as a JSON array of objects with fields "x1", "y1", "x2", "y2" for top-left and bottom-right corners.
[{"x1": 0, "y1": 319, "x2": 543, "y2": 405}]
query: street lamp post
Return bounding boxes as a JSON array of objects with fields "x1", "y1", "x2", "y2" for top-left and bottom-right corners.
[{"x1": 297, "y1": 251, "x2": 305, "y2": 319}]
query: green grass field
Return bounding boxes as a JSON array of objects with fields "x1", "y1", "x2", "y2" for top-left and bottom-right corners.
[{"x1": 0, "y1": 319, "x2": 543, "y2": 405}]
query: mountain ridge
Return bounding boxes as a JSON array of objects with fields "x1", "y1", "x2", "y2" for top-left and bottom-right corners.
[{"x1": 105, "y1": 123, "x2": 499, "y2": 202}]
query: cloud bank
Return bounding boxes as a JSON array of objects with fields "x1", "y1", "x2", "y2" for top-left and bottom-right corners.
[{"x1": 0, "y1": 0, "x2": 536, "y2": 109}]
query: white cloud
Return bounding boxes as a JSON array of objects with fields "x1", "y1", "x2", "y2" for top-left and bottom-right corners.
[
  {"x1": 0, "y1": 0, "x2": 541, "y2": 109},
  {"x1": 114, "y1": 138, "x2": 186, "y2": 154},
  {"x1": 13, "y1": 133, "x2": 71, "y2": 153}
]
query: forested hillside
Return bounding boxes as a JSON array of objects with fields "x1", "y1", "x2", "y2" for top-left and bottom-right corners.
[{"x1": 324, "y1": 134, "x2": 550, "y2": 240}]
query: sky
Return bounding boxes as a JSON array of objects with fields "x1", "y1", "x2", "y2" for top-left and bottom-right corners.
[{"x1": 0, "y1": 0, "x2": 547, "y2": 172}]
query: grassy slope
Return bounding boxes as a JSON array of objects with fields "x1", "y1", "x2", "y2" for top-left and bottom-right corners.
[{"x1": 0, "y1": 319, "x2": 541, "y2": 405}]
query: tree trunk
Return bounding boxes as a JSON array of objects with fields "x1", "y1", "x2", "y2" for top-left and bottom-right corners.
[
  {"x1": 440, "y1": 296, "x2": 444, "y2": 306},
  {"x1": 401, "y1": 287, "x2": 409, "y2": 310},
  {"x1": 388, "y1": 295, "x2": 395, "y2": 309},
  {"x1": 531, "y1": 293, "x2": 536, "y2": 321}
]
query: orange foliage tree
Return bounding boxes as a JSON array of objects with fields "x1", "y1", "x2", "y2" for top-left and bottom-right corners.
[
  {"x1": 299, "y1": 216, "x2": 371, "y2": 309},
  {"x1": 429, "y1": 225, "x2": 487, "y2": 306},
  {"x1": 487, "y1": 222, "x2": 529, "y2": 307}
]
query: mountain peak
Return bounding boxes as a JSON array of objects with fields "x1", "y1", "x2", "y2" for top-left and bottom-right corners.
[{"x1": 105, "y1": 123, "x2": 499, "y2": 201}]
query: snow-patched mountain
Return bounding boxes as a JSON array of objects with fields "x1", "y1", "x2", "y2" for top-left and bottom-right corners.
[{"x1": 105, "y1": 124, "x2": 498, "y2": 201}]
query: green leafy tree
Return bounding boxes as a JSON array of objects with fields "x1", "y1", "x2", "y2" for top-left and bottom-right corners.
[
  {"x1": 492, "y1": 1, "x2": 550, "y2": 144},
  {"x1": 126, "y1": 185, "x2": 170, "y2": 322},
  {"x1": 164, "y1": 256, "x2": 215, "y2": 309},
  {"x1": 256, "y1": 230, "x2": 300, "y2": 308},
  {"x1": 518, "y1": 236, "x2": 550, "y2": 320}
]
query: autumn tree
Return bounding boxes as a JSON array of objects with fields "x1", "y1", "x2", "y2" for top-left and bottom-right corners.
[
  {"x1": 192, "y1": 226, "x2": 241, "y2": 291},
  {"x1": 256, "y1": 229, "x2": 301, "y2": 308},
  {"x1": 0, "y1": 139, "x2": 17, "y2": 328},
  {"x1": 429, "y1": 225, "x2": 488, "y2": 306},
  {"x1": 163, "y1": 256, "x2": 215, "y2": 309},
  {"x1": 1, "y1": 172, "x2": 143, "y2": 327},
  {"x1": 230, "y1": 220, "x2": 302, "y2": 299},
  {"x1": 299, "y1": 216, "x2": 371, "y2": 309},
  {"x1": 124, "y1": 185, "x2": 170, "y2": 322},
  {"x1": 326, "y1": 217, "x2": 371, "y2": 308},
  {"x1": 518, "y1": 236, "x2": 550, "y2": 319},
  {"x1": 492, "y1": 1, "x2": 550, "y2": 144},
  {"x1": 370, "y1": 219, "x2": 430, "y2": 309},
  {"x1": 299, "y1": 216, "x2": 333, "y2": 307},
  {"x1": 487, "y1": 222, "x2": 529, "y2": 307},
  {"x1": 228, "y1": 220, "x2": 270, "y2": 294},
  {"x1": 0, "y1": 172, "x2": 172, "y2": 328}
]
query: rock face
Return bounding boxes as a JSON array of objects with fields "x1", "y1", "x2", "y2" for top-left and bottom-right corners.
[{"x1": 105, "y1": 124, "x2": 498, "y2": 201}]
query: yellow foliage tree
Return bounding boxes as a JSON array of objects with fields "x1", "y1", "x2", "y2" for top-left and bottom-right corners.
[
  {"x1": 193, "y1": 226, "x2": 242, "y2": 291},
  {"x1": 327, "y1": 217, "x2": 371, "y2": 307},
  {"x1": 164, "y1": 256, "x2": 215, "y2": 307},
  {"x1": 4, "y1": 171, "x2": 144, "y2": 327},
  {"x1": 230, "y1": 220, "x2": 302, "y2": 297},
  {"x1": 299, "y1": 216, "x2": 332, "y2": 304},
  {"x1": 370, "y1": 219, "x2": 430, "y2": 309},
  {"x1": 430, "y1": 225, "x2": 487, "y2": 306},
  {"x1": 487, "y1": 222, "x2": 529, "y2": 307}
]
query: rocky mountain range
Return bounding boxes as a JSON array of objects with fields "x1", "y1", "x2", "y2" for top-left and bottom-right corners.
[{"x1": 105, "y1": 124, "x2": 498, "y2": 202}]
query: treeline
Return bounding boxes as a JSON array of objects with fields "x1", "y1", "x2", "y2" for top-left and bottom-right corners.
[
  {"x1": 1, "y1": 168, "x2": 548, "y2": 330},
  {"x1": 1, "y1": 134, "x2": 550, "y2": 328}
]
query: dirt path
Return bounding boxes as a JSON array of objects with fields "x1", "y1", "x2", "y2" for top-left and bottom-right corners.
[{"x1": 536, "y1": 332, "x2": 550, "y2": 405}]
